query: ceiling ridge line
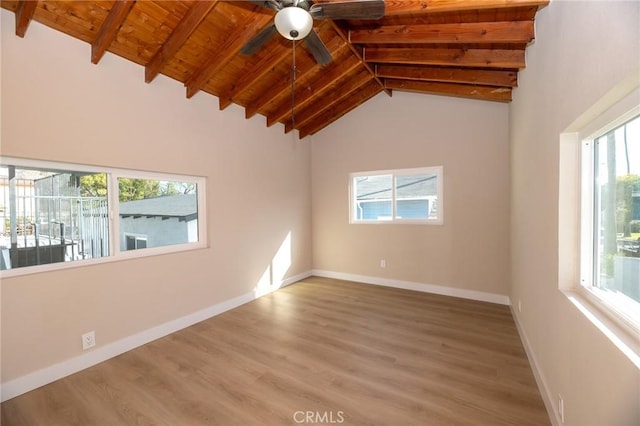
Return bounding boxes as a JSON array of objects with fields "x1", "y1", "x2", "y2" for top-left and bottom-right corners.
[
  {"x1": 265, "y1": 45, "x2": 359, "y2": 127},
  {"x1": 329, "y1": 21, "x2": 391, "y2": 98}
]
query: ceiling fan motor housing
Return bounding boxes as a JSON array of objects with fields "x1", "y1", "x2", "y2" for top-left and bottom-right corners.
[{"x1": 274, "y1": 6, "x2": 313, "y2": 40}]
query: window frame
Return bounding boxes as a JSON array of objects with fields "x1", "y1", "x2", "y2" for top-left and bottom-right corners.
[
  {"x1": 558, "y1": 79, "x2": 640, "y2": 369},
  {"x1": 577, "y1": 109, "x2": 640, "y2": 335},
  {"x1": 124, "y1": 233, "x2": 148, "y2": 250},
  {"x1": 0, "y1": 156, "x2": 207, "y2": 277},
  {"x1": 349, "y1": 166, "x2": 444, "y2": 225}
]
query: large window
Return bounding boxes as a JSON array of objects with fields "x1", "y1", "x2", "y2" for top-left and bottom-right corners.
[
  {"x1": 581, "y1": 114, "x2": 640, "y2": 329},
  {"x1": 350, "y1": 166, "x2": 443, "y2": 224},
  {"x1": 0, "y1": 158, "x2": 206, "y2": 275}
]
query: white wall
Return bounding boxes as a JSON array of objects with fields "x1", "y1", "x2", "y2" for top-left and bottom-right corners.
[
  {"x1": 1, "y1": 9, "x2": 312, "y2": 390},
  {"x1": 510, "y1": 1, "x2": 640, "y2": 425},
  {"x1": 311, "y1": 91, "x2": 511, "y2": 301}
]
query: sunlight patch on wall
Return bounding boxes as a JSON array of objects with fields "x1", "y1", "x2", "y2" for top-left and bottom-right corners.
[{"x1": 254, "y1": 232, "x2": 292, "y2": 298}]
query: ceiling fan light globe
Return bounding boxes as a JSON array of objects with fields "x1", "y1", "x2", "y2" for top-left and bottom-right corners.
[{"x1": 275, "y1": 7, "x2": 313, "y2": 40}]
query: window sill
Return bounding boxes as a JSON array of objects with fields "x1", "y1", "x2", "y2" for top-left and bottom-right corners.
[
  {"x1": 561, "y1": 288, "x2": 640, "y2": 369},
  {"x1": 349, "y1": 220, "x2": 443, "y2": 225},
  {"x1": 0, "y1": 242, "x2": 207, "y2": 279}
]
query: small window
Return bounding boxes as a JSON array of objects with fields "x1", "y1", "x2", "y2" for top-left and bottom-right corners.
[
  {"x1": 581, "y1": 114, "x2": 640, "y2": 328},
  {"x1": 125, "y1": 234, "x2": 147, "y2": 250},
  {"x1": 350, "y1": 166, "x2": 443, "y2": 224}
]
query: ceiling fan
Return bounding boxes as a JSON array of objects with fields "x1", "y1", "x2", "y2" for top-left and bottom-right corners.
[{"x1": 241, "y1": 0, "x2": 386, "y2": 65}]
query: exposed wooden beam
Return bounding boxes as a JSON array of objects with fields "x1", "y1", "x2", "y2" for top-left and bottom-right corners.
[
  {"x1": 349, "y1": 21, "x2": 534, "y2": 44},
  {"x1": 91, "y1": 0, "x2": 136, "y2": 64},
  {"x1": 364, "y1": 47, "x2": 526, "y2": 68},
  {"x1": 145, "y1": 0, "x2": 219, "y2": 83},
  {"x1": 298, "y1": 80, "x2": 383, "y2": 139},
  {"x1": 244, "y1": 32, "x2": 346, "y2": 120},
  {"x1": 218, "y1": 44, "x2": 291, "y2": 110},
  {"x1": 285, "y1": 70, "x2": 373, "y2": 133},
  {"x1": 330, "y1": 21, "x2": 391, "y2": 97},
  {"x1": 266, "y1": 51, "x2": 362, "y2": 127},
  {"x1": 185, "y1": 14, "x2": 271, "y2": 99},
  {"x1": 15, "y1": 0, "x2": 38, "y2": 38},
  {"x1": 382, "y1": 0, "x2": 549, "y2": 15},
  {"x1": 376, "y1": 64, "x2": 518, "y2": 87},
  {"x1": 385, "y1": 79, "x2": 512, "y2": 102}
]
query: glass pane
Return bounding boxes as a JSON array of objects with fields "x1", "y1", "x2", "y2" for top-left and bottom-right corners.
[
  {"x1": 395, "y1": 173, "x2": 439, "y2": 220},
  {"x1": 118, "y1": 178, "x2": 198, "y2": 251},
  {"x1": 593, "y1": 115, "x2": 640, "y2": 304},
  {"x1": 0, "y1": 165, "x2": 109, "y2": 270},
  {"x1": 353, "y1": 175, "x2": 392, "y2": 220}
]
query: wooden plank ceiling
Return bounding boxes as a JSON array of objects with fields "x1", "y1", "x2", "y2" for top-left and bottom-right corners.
[{"x1": 2, "y1": 0, "x2": 549, "y2": 138}]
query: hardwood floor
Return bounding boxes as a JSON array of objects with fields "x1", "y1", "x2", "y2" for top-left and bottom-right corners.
[{"x1": 1, "y1": 277, "x2": 550, "y2": 425}]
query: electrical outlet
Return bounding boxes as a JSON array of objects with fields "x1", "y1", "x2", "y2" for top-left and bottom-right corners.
[
  {"x1": 558, "y1": 394, "x2": 565, "y2": 423},
  {"x1": 380, "y1": 259, "x2": 386, "y2": 268},
  {"x1": 82, "y1": 331, "x2": 96, "y2": 350}
]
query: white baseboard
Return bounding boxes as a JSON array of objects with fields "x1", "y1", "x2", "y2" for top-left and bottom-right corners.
[
  {"x1": 0, "y1": 270, "x2": 312, "y2": 402},
  {"x1": 311, "y1": 269, "x2": 511, "y2": 305},
  {"x1": 510, "y1": 307, "x2": 559, "y2": 426}
]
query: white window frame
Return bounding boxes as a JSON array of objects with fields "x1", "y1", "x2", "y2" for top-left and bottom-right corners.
[
  {"x1": 124, "y1": 233, "x2": 148, "y2": 250},
  {"x1": 349, "y1": 166, "x2": 444, "y2": 225},
  {"x1": 558, "y1": 78, "x2": 640, "y2": 369},
  {"x1": 0, "y1": 157, "x2": 207, "y2": 277},
  {"x1": 578, "y1": 111, "x2": 640, "y2": 334}
]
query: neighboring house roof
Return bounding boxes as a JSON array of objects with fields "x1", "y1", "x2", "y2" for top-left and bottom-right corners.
[
  {"x1": 119, "y1": 194, "x2": 197, "y2": 221},
  {"x1": 355, "y1": 175, "x2": 437, "y2": 200}
]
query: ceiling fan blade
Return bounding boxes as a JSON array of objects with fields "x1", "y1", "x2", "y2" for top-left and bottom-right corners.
[
  {"x1": 304, "y1": 29, "x2": 332, "y2": 65},
  {"x1": 246, "y1": 0, "x2": 282, "y2": 11},
  {"x1": 309, "y1": 0, "x2": 385, "y2": 20},
  {"x1": 240, "y1": 24, "x2": 278, "y2": 55}
]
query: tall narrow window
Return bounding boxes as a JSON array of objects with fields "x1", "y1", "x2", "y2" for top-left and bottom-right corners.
[{"x1": 581, "y1": 114, "x2": 640, "y2": 327}]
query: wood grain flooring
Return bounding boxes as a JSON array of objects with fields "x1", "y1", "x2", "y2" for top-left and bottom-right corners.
[{"x1": 1, "y1": 277, "x2": 550, "y2": 425}]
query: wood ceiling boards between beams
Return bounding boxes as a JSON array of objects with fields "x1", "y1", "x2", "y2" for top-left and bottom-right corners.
[
  {"x1": 381, "y1": 0, "x2": 549, "y2": 15},
  {"x1": 298, "y1": 80, "x2": 383, "y2": 138},
  {"x1": 184, "y1": 11, "x2": 272, "y2": 99},
  {"x1": 281, "y1": 54, "x2": 366, "y2": 131},
  {"x1": 284, "y1": 69, "x2": 374, "y2": 133},
  {"x1": 145, "y1": 0, "x2": 220, "y2": 83},
  {"x1": 268, "y1": 49, "x2": 362, "y2": 128},
  {"x1": 91, "y1": 0, "x2": 136, "y2": 64},
  {"x1": 244, "y1": 30, "x2": 343, "y2": 121},
  {"x1": 349, "y1": 21, "x2": 534, "y2": 44},
  {"x1": 364, "y1": 47, "x2": 526, "y2": 68},
  {"x1": 375, "y1": 65, "x2": 518, "y2": 87},
  {"x1": 385, "y1": 79, "x2": 512, "y2": 102},
  {"x1": 218, "y1": 44, "x2": 292, "y2": 111}
]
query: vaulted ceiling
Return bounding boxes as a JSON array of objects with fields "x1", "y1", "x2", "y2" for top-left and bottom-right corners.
[{"x1": 2, "y1": 0, "x2": 548, "y2": 138}]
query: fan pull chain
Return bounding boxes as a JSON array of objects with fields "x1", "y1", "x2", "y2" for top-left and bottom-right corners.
[{"x1": 291, "y1": 39, "x2": 296, "y2": 131}]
